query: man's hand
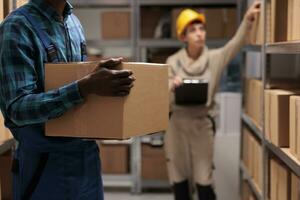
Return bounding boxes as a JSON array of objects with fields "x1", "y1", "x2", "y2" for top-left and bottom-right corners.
[
  {"x1": 170, "y1": 76, "x2": 183, "y2": 91},
  {"x1": 78, "y1": 58, "x2": 135, "y2": 98},
  {"x1": 245, "y1": 1, "x2": 261, "y2": 26}
]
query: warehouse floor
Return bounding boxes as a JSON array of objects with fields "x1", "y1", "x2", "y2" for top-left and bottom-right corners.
[
  {"x1": 105, "y1": 134, "x2": 240, "y2": 200},
  {"x1": 106, "y1": 193, "x2": 172, "y2": 200}
]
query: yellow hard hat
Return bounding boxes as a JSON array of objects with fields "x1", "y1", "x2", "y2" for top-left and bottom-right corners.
[{"x1": 176, "y1": 9, "x2": 206, "y2": 38}]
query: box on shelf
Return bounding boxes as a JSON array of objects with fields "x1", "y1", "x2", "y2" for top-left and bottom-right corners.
[
  {"x1": 242, "y1": 126, "x2": 263, "y2": 192},
  {"x1": 264, "y1": 89, "x2": 300, "y2": 147},
  {"x1": 101, "y1": 11, "x2": 131, "y2": 39},
  {"x1": 142, "y1": 144, "x2": 168, "y2": 181},
  {"x1": 270, "y1": 159, "x2": 289, "y2": 200},
  {"x1": 45, "y1": 62, "x2": 169, "y2": 139},
  {"x1": 245, "y1": 79, "x2": 263, "y2": 127},
  {"x1": 287, "y1": 0, "x2": 300, "y2": 41},
  {"x1": 291, "y1": 173, "x2": 300, "y2": 200},
  {"x1": 99, "y1": 143, "x2": 129, "y2": 174},
  {"x1": 289, "y1": 96, "x2": 300, "y2": 157}
]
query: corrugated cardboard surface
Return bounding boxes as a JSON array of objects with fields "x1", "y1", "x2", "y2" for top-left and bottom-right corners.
[
  {"x1": 288, "y1": 0, "x2": 300, "y2": 41},
  {"x1": 142, "y1": 144, "x2": 168, "y2": 181},
  {"x1": 45, "y1": 62, "x2": 169, "y2": 139},
  {"x1": 296, "y1": 98, "x2": 300, "y2": 161},
  {"x1": 101, "y1": 11, "x2": 131, "y2": 39},
  {"x1": 245, "y1": 79, "x2": 263, "y2": 127},
  {"x1": 277, "y1": 163, "x2": 289, "y2": 200},
  {"x1": 291, "y1": 173, "x2": 300, "y2": 200},
  {"x1": 265, "y1": 89, "x2": 298, "y2": 147},
  {"x1": 290, "y1": 96, "x2": 299, "y2": 156},
  {"x1": 99, "y1": 144, "x2": 129, "y2": 174},
  {"x1": 270, "y1": 159, "x2": 278, "y2": 200},
  {"x1": 0, "y1": 0, "x2": 3, "y2": 21}
]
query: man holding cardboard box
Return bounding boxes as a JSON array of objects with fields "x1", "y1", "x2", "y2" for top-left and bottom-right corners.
[
  {"x1": 0, "y1": 0, "x2": 134, "y2": 200},
  {"x1": 165, "y1": 2, "x2": 261, "y2": 200}
]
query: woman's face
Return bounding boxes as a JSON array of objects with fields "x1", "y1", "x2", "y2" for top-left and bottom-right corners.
[{"x1": 182, "y1": 22, "x2": 206, "y2": 49}]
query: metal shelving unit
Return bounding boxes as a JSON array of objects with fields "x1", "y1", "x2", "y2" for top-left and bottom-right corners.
[
  {"x1": 266, "y1": 41, "x2": 300, "y2": 54},
  {"x1": 240, "y1": 0, "x2": 300, "y2": 199},
  {"x1": 242, "y1": 112, "x2": 263, "y2": 141},
  {"x1": 72, "y1": 0, "x2": 239, "y2": 194},
  {"x1": 265, "y1": 142, "x2": 300, "y2": 177},
  {"x1": 240, "y1": 162, "x2": 263, "y2": 200}
]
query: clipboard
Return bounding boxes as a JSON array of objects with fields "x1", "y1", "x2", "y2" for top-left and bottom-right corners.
[{"x1": 175, "y1": 79, "x2": 208, "y2": 105}]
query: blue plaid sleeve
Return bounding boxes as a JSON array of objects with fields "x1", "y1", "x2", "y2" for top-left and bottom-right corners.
[{"x1": 0, "y1": 18, "x2": 84, "y2": 127}]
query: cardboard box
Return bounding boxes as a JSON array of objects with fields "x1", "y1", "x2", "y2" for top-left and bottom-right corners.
[
  {"x1": 45, "y1": 62, "x2": 169, "y2": 139},
  {"x1": 264, "y1": 90, "x2": 298, "y2": 147},
  {"x1": 277, "y1": 163, "x2": 289, "y2": 200},
  {"x1": 99, "y1": 144, "x2": 129, "y2": 174},
  {"x1": 290, "y1": 96, "x2": 300, "y2": 156},
  {"x1": 291, "y1": 173, "x2": 300, "y2": 200},
  {"x1": 0, "y1": 150, "x2": 12, "y2": 200},
  {"x1": 287, "y1": 0, "x2": 300, "y2": 41},
  {"x1": 142, "y1": 144, "x2": 168, "y2": 180},
  {"x1": 249, "y1": 1, "x2": 264, "y2": 45},
  {"x1": 245, "y1": 79, "x2": 263, "y2": 127},
  {"x1": 272, "y1": 0, "x2": 288, "y2": 42},
  {"x1": 141, "y1": 8, "x2": 165, "y2": 38},
  {"x1": 270, "y1": 159, "x2": 278, "y2": 200},
  {"x1": 243, "y1": 127, "x2": 249, "y2": 168},
  {"x1": 101, "y1": 11, "x2": 130, "y2": 39},
  {"x1": 295, "y1": 98, "x2": 300, "y2": 161}
]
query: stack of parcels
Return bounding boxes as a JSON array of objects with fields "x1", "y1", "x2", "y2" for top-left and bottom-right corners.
[
  {"x1": 244, "y1": 79, "x2": 263, "y2": 127},
  {"x1": 264, "y1": 89, "x2": 300, "y2": 147},
  {"x1": 243, "y1": 127, "x2": 263, "y2": 192},
  {"x1": 270, "y1": 159, "x2": 289, "y2": 200}
]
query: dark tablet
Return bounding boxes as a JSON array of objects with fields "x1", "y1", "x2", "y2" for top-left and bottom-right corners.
[{"x1": 175, "y1": 79, "x2": 208, "y2": 105}]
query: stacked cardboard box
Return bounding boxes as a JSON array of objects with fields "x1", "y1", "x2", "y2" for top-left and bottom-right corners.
[
  {"x1": 287, "y1": 0, "x2": 300, "y2": 41},
  {"x1": 101, "y1": 11, "x2": 131, "y2": 40},
  {"x1": 171, "y1": 8, "x2": 237, "y2": 39},
  {"x1": 243, "y1": 127, "x2": 263, "y2": 191},
  {"x1": 264, "y1": 89, "x2": 300, "y2": 147},
  {"x1": 270, "y1": 159, "x2": 289, "y2": 200},
  {"x1": 99, "y1": 143, "x2": 129, "y2": 174},
  {"x1": 289, "y1": 96, "x2": 300, "y2": 159},
  {"x1": 291, "y1": 173, "x2": 300, "y2": 200},
  {"x1": 142, "y1": 144, "x2": 168, "y2": 181},
  {"x1": 245, "y1": 79, "x2": 263, "y2": 127}
]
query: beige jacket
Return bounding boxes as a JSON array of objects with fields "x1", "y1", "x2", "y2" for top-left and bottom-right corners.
[{"x1": 167, "y1": 18, "x2": 251, "y2": 117}]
